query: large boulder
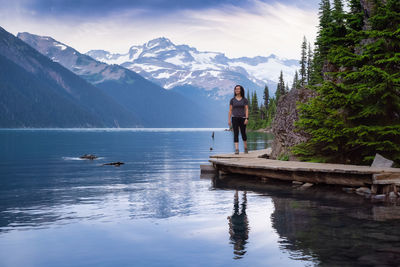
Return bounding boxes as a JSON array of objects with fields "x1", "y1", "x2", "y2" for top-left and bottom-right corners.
[
  {"x1": 371, "y1": 153, "x2": 394, "y2": 168},
  {"x1": 271, "y1": 87, "x2": 316, "y2": 160}
]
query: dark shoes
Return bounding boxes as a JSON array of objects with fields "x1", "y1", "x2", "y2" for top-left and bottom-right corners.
[
  {"x1": 235, "y1": 149, "x2": 239, "y2": 155},
  {"x1": 244, "y1": 149, "x2": 248, "y2": 154}
]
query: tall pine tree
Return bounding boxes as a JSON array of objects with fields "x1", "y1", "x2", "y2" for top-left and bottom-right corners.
[
  {"x1": 307, "y1": 42, "x2": 313, "y2": 85},
  {"x1": 251, "y1": 91, "x2": 260, "y2": 118},
  {"x1": 311, "y1": 0, "x2": 332, "y2": 84},
  {"x1": 246, "y1": 90, "x2": 252, "y2": 113},
  {"x1": 275, "y1": 71, "x2": 286, "y2": 101},
  {"x1": 300, "y1": 36, "x2": 308, "y2": 87},
  {"x1": 292, "y1": 70, "x2": 300, "y2": 90},
  {"x1": 263, "y1": 85, "x2": 269, "y2": 110}
]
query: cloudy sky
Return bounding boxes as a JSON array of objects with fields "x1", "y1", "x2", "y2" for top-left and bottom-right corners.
[{"x1": 1, "y1": 0, "x2": 320, "y2": 59}]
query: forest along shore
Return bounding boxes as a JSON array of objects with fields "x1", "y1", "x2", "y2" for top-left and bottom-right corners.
[{"x1": 248, "y1": 1, "x2": 399, "y2": 169}]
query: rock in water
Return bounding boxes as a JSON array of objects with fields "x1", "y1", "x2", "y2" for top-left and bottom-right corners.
[
  {"x1": 373, "y1": 194, "x2": 386, "y2": 201},
  {"x1": 80, "y1": 154, "x2": 98, "y2": 160},
  {"x1": 300, "y1": 183, "x2": 313, "y2": 189},
  {"x1": 371, "y1": 153, "x2": 394, "y2": 168},
  {"x1": 342, "y1": 187, "x2": 355, "y2": 193},
  {"x1": 356, "y1": 187, "x2": 372, "y2": 196}
]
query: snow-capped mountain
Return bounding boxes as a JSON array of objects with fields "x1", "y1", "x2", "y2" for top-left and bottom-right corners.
[{"x1": 87, "y1": 37, "x2": 299, "y2": 97}]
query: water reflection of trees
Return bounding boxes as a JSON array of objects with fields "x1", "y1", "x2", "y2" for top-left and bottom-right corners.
[
  {"x1": 213, "y1": 175, "x2": 400, "y2": 266},
  {"x1": 272, "y1": 197, "x2": 400, "y2": 266},
  {"x1": 246, "y1": 132, "x2": 273, "y2": 151},
  {"x1": 227, "y1": 190, "x2": 249, "y2": 259}
]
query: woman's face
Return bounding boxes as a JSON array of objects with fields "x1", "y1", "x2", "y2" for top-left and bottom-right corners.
[{"x1": 235, "y1": 87, "x2": 241, "y2": 96}]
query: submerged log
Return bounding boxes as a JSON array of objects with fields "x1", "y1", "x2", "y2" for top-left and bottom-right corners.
[{"x1": 102, "y1": 162, "x2": 124, "y2": 167}]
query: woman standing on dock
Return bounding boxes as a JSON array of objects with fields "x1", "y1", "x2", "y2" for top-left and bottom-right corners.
[{"x1": 228, "y1": 85, "x2": 249, "y2": 154}]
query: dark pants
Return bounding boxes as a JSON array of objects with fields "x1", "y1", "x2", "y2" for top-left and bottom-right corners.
[{"x1": 232, "y1": 117, "x2": 247, "y2": 143}]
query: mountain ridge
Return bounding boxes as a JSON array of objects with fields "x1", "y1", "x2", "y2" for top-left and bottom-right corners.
[{"x1": 0, "y1": 26, "x2": 140, "y2": 128}]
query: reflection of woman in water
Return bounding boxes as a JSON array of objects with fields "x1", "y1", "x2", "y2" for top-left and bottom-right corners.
[{"x1": 227, "y1": 190, "x2": 249, "y2": 259}]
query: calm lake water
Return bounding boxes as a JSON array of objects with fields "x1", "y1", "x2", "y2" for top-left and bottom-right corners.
[{"x1": 1, "y1": 129, "x2": 400, "y2": 267}]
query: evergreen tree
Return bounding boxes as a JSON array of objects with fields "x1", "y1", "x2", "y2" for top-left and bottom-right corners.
[
  {"x1": 275, "y1": 71, "x2": 286, "y2": 100},
  {"x1": 246, "y1": 89, "x2": 252, "y2": 115},
  {"x1": 307, "y1": 42, "x2": 313, "y2": 85},
  {"x1": 347, "y1": 0, "x2": 364, "y2": 32},
  {"x1": 332, "y1": 0, "x2": 344, "y2": 24},
  {"x1": 311, "y1": 0, "x2": 332, "y2": 84},
  {"x1": 263, "y1": 85, "x2": 269, "y2": 110},
  {"x1": 330, "y1": 0, "x2": 347, "y2": 46},
  {"x1": 294, "y1": 0, "x2": 400, "y2": 165},
  {"x1": 292, "y1": 70, "x2": 299, "y2": 90},
  {"x1": 260, "y1": 105, "x2": 266, "y2": 120},
  {"x1": 267, "y1": 97, "x2": 277, "y2": 126},
  {"x1": 251, "y1": 91, "x2": 260, "y2": 117},
  {"x1": 300, "y1": 36, "x2": 307, "y2": 86},
  {"x1": 248, "y1": 91, "x2": 265, "y2": 130}
]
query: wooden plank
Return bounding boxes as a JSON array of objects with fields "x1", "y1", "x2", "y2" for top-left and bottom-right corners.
[
  {"x1": 209, "y1": 157, "x2": 400, "y2": 175},
  {"x1": 209, "y1": 149, "x2": 271, "y2": 159},
  {"x1": 373, "y1": 173, "x2": 400, "y2": 180},
  {"x1": 372, "y1": 173, "x2": 400, "y2": 185}
]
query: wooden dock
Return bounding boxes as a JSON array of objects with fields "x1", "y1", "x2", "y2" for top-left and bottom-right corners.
[{"x1": 208, "y1": 149, "x2": 400, "y2": 188}]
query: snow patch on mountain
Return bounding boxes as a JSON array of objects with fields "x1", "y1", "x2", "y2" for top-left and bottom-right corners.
[
  {"x1": 165, "y1": 54, "x2": 188, "y2": 66},
  {"x1": 228, "y1": 57, "x2": 297, "y2": 84},
  {"x1": 54, "y1": 42, "x2": 67, "y2": 51}
]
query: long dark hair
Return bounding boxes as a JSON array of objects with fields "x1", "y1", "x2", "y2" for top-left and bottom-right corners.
[{"x1": 234, "y1": 85, "x2": 245, "y2": 98}]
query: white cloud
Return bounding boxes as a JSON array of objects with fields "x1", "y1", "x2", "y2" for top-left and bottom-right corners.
[{"x1": 1, "y1": 0, "x2": 318, "y2": 59}]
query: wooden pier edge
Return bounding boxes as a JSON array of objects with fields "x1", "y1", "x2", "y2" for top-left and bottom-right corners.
[
  {"x1": 211, "y1": 163, "x2": 372, "y2": 186},
  {"x1": 207, "y1": 149, "x2": 400, "y2": 189}
]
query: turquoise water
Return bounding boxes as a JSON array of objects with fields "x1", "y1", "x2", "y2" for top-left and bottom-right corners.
[{"x1": 1, "y1": 129, "x2": 400, "y2": 267}]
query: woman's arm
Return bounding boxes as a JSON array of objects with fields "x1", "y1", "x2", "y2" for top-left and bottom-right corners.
[
  {"x1": 228, "y1": 105, "x2": 232, "y2": 127},
  {"x1": 244, "y1": 105, "x2": 249, "y2": 125}
]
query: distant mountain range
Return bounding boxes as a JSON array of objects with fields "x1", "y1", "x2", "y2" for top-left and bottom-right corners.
[
  {"x1": 0, "y1": 27, "x2": 139, "y2": 128},
  {"x1": 17, "y1": 32, "x2": 224, "y2": 127},
  {"x1": 0, "y1": 29, "x2": 224, "y2": 128},
  {"x1": 0, "y1": 26, "x2": 300, "y2": 128},
  {"x1": 86, "y1": 37, "x2": 299, "y2": 98}
]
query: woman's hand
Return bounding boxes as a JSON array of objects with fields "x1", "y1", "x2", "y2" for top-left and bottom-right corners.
[{"x1": 244, "y1": 119, "x2": 248, "y2": 125}]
